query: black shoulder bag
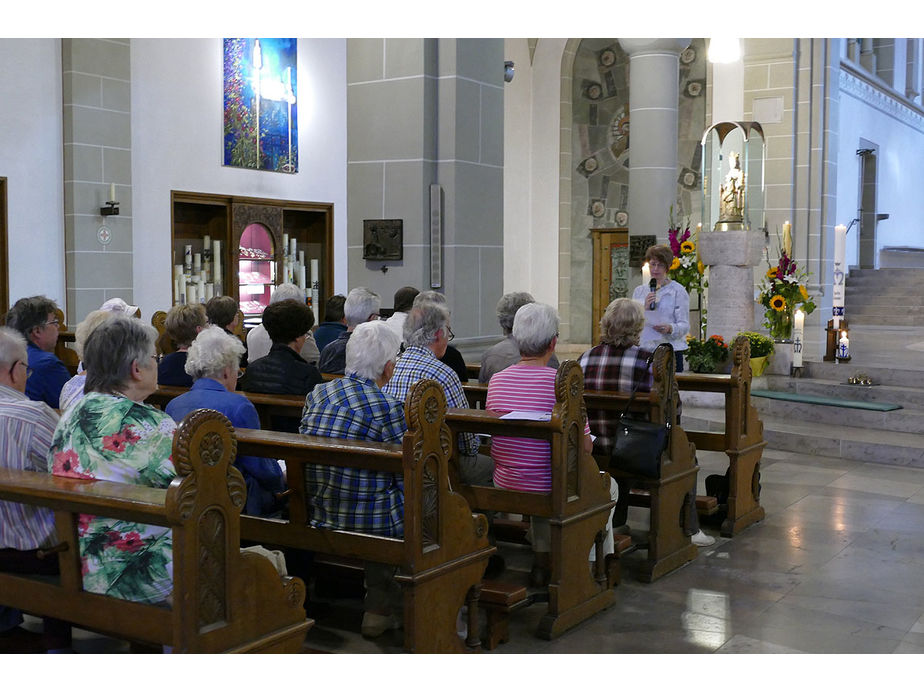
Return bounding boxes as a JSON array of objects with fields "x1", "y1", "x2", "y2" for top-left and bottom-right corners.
[{"x1": 609, "y1": 354, "x2": 669, "y2": 479}]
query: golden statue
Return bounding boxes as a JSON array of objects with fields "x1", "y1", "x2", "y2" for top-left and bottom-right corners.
[{"x1": 718, "y1": 151, "x2": 745, "y2": 223}]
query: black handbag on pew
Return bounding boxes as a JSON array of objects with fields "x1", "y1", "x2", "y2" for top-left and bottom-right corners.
[{"x1": 609, "y1": 351, "x2": 670, "y2": 479}]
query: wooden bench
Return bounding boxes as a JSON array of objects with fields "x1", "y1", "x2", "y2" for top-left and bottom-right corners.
[
  {"x1": 461, "y1": 351, "x2": 699, "y2": 584},
  {"x1": 675, "y1": 335, "x2": 766, "y2": 537},
  {"x1": 444, "y1": 361, "x2": 618, "y2": 639},
  {"x1": 148, "y1": 385, "x2": 306, "y2": 433},
  {"x1": 232, "y1": 379, "x2": 495, "y2": 654},
  {"x1": 0, "y1": 408, "x2": 311, "y2": 653}
]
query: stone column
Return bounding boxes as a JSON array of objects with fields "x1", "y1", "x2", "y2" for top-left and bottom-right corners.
[
  {"x1": 616, "y1": 39, "x2": 690, "y2": 238},
  {"x1": 61, "y1": 38, "x2": 133, "y2": 325},
  {"x1": 699, "y1": 230, "x2": 763, "y2": 341}
]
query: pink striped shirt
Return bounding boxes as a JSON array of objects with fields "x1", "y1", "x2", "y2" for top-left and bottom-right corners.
[
  {"x1": 486, "y1": 363, "x2": 589, "y2": 493},
  {"x1": 0, "y1": 383, "x2": 58, "y2": 550}
]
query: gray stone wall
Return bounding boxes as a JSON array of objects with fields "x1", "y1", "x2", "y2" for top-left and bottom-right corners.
[
  {"x1": 62, "y1": 38, "x2": 133, "y2": 325},
  {"x1": 346, "y1": 38, "x2": 504, "y2": 345}
]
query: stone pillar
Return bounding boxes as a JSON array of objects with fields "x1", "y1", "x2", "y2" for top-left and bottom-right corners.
[
  {"x1": 698, "y1": 230, "x2": 763, "y2": 341},
  {"x1": 61, "y1": 38, "x2": 133, "y2": 325},
  {"x1": 346, "y1": 39, "x2": 504, "y2": 344},
  {"x1": 617, "y1": 39, "x2": 689, "y2": 238}
]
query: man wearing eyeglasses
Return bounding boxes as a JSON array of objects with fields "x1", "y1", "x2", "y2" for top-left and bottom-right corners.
[
  {"x1": 4, "y1": 296, "x2": 71, "y2": 409},
  {"x1": 0, "y1": 326, "x2": 69, "y2": 652}
]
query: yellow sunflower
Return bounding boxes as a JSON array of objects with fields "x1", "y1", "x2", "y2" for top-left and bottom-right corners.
[
  {"x1": 766, "y1": 267, "x2": 779, "y2": 279},
  {"x1": 680, "y1": 240, "x2": 695, "y2": 253},
  {"x1": 670, "y1": 257, "x2": 680, "y2": 270},
  {"x1": 799, "y1": 285, "x2": 809, "y2": 301},
  {"x1": 770, "y1": 295, "x2": 787, "y2": 312},
  {"x1": 697, "y1": 260, "x2": 704, "y2": 274}
]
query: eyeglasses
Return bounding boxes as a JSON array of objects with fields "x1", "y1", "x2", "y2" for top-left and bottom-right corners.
[
  {"x1": 446, "y1": 326, "x2": 455, "y2": 342},
  {"x1": 368, "y1": 313, "x2": 381, "y2": 321},
  {"x1": 45, "y1": 318, "x2": 60, "y2": 327},
  {"x1": 9, "y1": 360, "x2": 32, "y2": 379}
]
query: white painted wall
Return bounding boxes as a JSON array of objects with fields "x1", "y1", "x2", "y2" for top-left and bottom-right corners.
[
  {"x1": 502, "y1": 38, "x2": 567, "y2": 307},
  {"x1": 0, "y1": 39, "x2": 66, "y2": 309},
  {"x1": 836, "y1": 74, "x2": 924, "y2": 268},
  {"x1": 131, "y1": 38, "x2": 348, "y2": 318}
]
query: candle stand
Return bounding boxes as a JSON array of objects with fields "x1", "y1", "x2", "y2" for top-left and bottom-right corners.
[{"x1": 823, "y1": 318, "x2": 850, "y2": 362}]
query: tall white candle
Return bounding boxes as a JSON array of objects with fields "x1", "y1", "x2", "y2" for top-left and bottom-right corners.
[
  {"x1": 184, "y1": 245, "x2": 193, "y2": 273},
  {"x1": 782, "y1": 221, "x2": 792, "y2": 256},
  {"x1": 833, "y1": 224, "x2": 847, "y2": 328},
  {"x1": 109, "y1": 183, "x2": 115, "y2": 202},
  {"x1": 310, "y1": 259, "x2": 319, "y2": 287},
  {"x1": 298, "y1": 265, "x2": 306, "y2": 290},
  {"x1": 203, "y1": 234, "x2": 210, "y2": 250},
  {"x1": 299, "y1": 250, "x2": 305, "y2": 266},
  {"x1": 213, "y1": 240, "x2": 221, "y2": 287},
  {"x1": 283, "y1": 234, "x2": 289, "y2": 258},
  {"x1": 838, "y1": 330, "x2": 850, "y2": 359},
  {"x1": 193, "y1": 253, "x2": 201, "y2": 272},
  {"x1": 642, "y1": 262, "x2": 651, "y2": 286},
  {"x1": 187, "y1": 283, "x2": 197, "y2": 305},
  {"x1": 173, "y1": 278, "x2": 181, "y2": 305},
  {"x1": 290, "y1": 238, "x2": 297, "y2": 258},
  {"x1": 792, "y1": 309, "x2": 805, "y2": 368}
]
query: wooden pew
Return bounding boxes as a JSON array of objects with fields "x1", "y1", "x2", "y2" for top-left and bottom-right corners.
[
  {"x1": 232, "y1": 379, "x2": 495, "y2": 654},
  {"x1": 675, "y1": 335, "x2": 766, "y2": 537},
  {"x1": 444, "y1": 361, "x2": 617, "y2": 638},
  {"x1": 462, "y1": 349, "x2": 699, "y2": 584},
  {"x1": 148, "y1": 385, "x2": 305, "y2": 432},
  {"x1": 0, "y1": 408, "x2": 311, "y2": 653}
]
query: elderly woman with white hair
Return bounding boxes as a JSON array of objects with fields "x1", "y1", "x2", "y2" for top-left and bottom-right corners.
[
  {"x1": 58, "y1": 309, "x2": 118, "y2": 410},
  {"x1": 411, "y1": 290, "x2": 469, "y2": 382},
  {"x1": 48, "y1": 315, "x2": 176, "y2": 605},
  {"x1": 486, "y1": 302, "x2": 611, "y2": 586},
  {"x1": 299, "y1": 320, "x2": 407, "y2": 638},
  {"x1": 317, "y1": 286, "x2": 381, "y2": 375},
  {"x1": 165, "y1": 326, "x2": 286, "y2": 517}
]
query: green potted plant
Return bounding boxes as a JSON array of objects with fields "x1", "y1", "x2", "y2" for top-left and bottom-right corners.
[
  {"x1": 685, "y1": 334, "x2": 730, "y2": 374},
  {"x1": 736, "y1": 331, "x2": 774, "y2": 376}
]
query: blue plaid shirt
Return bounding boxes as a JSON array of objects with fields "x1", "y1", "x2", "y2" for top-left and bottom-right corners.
[
  {"x1": 299, "y1": 374, "x2": 407, "y2": 537},
  {"x1": 382, "y1": 345, "x2": 478, "y2": 456}
]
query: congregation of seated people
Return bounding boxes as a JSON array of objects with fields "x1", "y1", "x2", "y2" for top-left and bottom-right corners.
[{"x1": 0, "y1": 281, "x2": 713, "y2": 652}]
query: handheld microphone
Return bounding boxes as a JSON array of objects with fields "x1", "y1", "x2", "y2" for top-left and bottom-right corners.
[{"x1": 648, "y1": 278, "x2": 657, "y2": 310}]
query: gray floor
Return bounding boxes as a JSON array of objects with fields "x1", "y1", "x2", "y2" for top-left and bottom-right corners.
[{"x1": 26, "y1": 444, "x2": 924, "y2": 655}]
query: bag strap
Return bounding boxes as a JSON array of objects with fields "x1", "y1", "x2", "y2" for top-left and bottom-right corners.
[{"x1": 619, "y1": 352, "x2": 656, "y2": 419}]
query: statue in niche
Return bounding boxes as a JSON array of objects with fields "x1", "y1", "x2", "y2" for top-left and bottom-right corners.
[{"x1": 718, "y1": 151, "x2": 745, "y2": 223}]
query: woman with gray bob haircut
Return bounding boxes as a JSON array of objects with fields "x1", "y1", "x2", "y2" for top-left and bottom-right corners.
[
  {"x1": 83, "y1": 315, "x2": 158, "y2": 396},
  {"x1": 346, "y1": 321, "x2": 401, "y2": 381},
  {"x1": 512, "y1": 302, "x2": 560, "y2": 357},
  {"x1": 403, "y1": 301, "x2": 449, "y2": 349},
  {"x1": 496, "y1": 291, "x2": 535, "y2": 335},
  {"x1": 184, "y1": 325, "x2": 245, "y2": 380},
  {"x1": 49, "y1": 314, "x2": 177, "y2": 605}
]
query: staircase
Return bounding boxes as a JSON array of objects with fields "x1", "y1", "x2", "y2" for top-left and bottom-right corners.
[
  {"x1": 681, "y1": 268, "x2": 924, "y2": 468},
  {"x1": 842, "y1": 268, "x2": 924, "y2": 325}
]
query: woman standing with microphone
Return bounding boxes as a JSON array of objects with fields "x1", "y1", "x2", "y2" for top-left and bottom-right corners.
[{"x1": 632, "y1": 244, "x2": 690, "y2": 372}]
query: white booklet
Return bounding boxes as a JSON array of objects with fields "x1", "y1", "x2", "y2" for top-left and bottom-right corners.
[{"x1": 499, "y1": 410, "x2": 552, "y2": 422}]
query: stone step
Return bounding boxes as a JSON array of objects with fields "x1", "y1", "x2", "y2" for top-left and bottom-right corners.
[
  {"x1": 764, "y1": 375, "x2": 924, "y2": 408},
  {"x1": 748, "y1": 392, "x2": 924, "y2": 435},
  {"x1": 681, "y1": 406, "x2": 924, "y2": 469},
  {"x1": 847, "y1": 268, "x2": 924, "y2": 280},
  {"x1": 842, "y1": 315, "x2": 921, "y2": 326},
  {"x1": 804, "y1": 360, "x2": 924, "y2": 385},
  {"x1": 845, "y1": 292, "x2": 924, "y2": 305}
]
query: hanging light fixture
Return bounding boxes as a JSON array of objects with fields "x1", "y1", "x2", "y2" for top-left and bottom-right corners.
[{"x1": 708, "y1": 38, "x2": 741, "y2": 63}]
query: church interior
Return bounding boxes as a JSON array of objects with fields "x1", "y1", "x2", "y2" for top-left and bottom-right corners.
[{"x1": 1, "y1": 17, "x2": 923, "y2": 679}]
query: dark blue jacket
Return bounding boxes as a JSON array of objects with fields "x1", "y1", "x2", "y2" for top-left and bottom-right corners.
[
  {"x1": 165, "y1": 378, "x2": 285, "y2": 516},
  {"x1": 26, "y1": 342, "x2": 71, "y2": 409},
  {"x1": 157, "y1": 350, "x2": 193, "y2": 387},
  {"x1": 313, "y1": 321, "x2": 347, "y2": 354}
]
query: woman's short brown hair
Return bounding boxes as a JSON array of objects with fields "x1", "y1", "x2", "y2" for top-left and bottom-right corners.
[
  {"x1": 165, "y1": 304, "x2": 207, "y2": 348},
  {"x1": 645, "y1": 244, "x2": 674, "y2": 270},
  {"x1": 600, "y1": 298, "x2": 645, "y2": 347}
]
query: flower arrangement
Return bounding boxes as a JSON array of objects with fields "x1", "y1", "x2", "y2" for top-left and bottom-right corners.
[
  {"x1": 735, "y1": 331, "x2": 774, "y2": 358},
  {"x1": 757, "y1": 245, "x2": 816, "y2": 339},
  {"x1": 667, "y1": 209, "x2": 706, "y2": 295},
  {"x1": 685, "y1": 334, "x2": 729, "y2": 373}
]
